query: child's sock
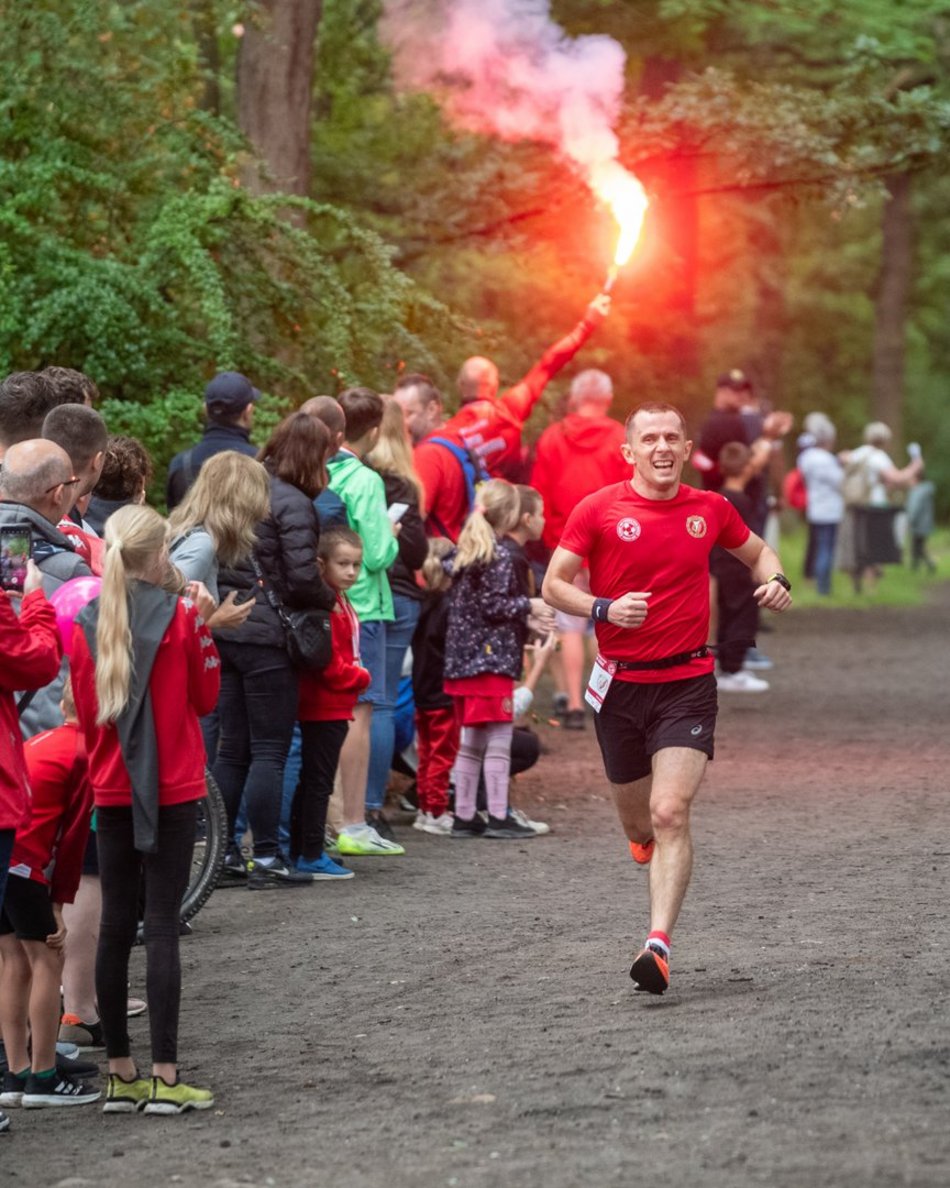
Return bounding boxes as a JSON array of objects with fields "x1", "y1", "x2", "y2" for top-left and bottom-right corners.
[{"x1": 483, "y1": 722, "x2": 514, "y2": 819}]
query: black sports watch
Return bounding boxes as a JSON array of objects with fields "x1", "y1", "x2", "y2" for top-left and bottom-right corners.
[{"x1": 767, "y1": 572, "x2": 792, "y2": 592}]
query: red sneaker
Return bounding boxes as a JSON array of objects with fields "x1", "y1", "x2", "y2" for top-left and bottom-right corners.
[
  {"x1": 628, "y1": 837, "x2": 655, "y2": 865},
  {"x1": 629, "y1": 944, "x2": 669, "y2": 995}
]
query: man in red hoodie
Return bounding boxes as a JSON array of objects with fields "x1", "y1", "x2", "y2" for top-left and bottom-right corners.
[{"x1": 531, "y1": 370, "x2": 629, "y2": 729}]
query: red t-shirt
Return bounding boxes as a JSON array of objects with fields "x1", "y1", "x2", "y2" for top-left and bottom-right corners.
[{"x1": 559, "y1": 481, "x2": 750, "y2": 683}]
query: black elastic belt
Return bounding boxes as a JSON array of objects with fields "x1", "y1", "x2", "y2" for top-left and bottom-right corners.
[{"x1": 614, "y1": 646, "x2": 710, "y2": 672}]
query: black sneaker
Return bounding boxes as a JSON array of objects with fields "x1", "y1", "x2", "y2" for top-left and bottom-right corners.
[
  {"x1": 21, "y1": 1071, "x2": 101, "y2": 1108},
  {"x1": 0, "y1": 1107, "x2": 9, "y2": 1132},
  {"x1": 564, "y1": 708, "x2": 586, "y2": 731},
  {"x1": 247, "y1": 857, "x2": 313, "y2": 890},
  {"x1": 217, "y1": 844, "x2": 248, "y2": 885},
  {"x1": 56, "y1": 1052, "x2": 99, "y2": 1079},
  {"x1": 0, "y1": 1069, "x2": 26, "y2": 1107},
  {"x1": 451, "y1": 815, "x2": 486, "y2": 838},
  {"x1": 365, "y1": 810, "x2": 396, "y2": 842},
  {"x1": 483, "y1": 814, "x2": 536, "y2": 839},
  {"x1": 552, "y1": 692, "x2": 568, "y2": 721}
]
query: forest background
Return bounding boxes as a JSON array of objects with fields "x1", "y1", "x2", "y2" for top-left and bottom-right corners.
[{"x1": 1, "y1": 0, "x2": 948, "y2": 510}]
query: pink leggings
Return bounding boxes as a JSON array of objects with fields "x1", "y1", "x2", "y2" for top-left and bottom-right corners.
[{"x1": 452, "y1": 722, "x2": 514, "y2": 821}]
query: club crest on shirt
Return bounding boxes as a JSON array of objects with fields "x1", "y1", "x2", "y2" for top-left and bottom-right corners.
[
  {"x1": 686, "y1": 515, "x2": 707, "y2": 538},
  {"x1": 616, "y1": 517, "x2": 641, "y2": 542}
]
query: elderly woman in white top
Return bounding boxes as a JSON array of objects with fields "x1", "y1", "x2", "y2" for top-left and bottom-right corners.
[{"x1": 798, "y1": 413, "x2": 844, "y2": 595}]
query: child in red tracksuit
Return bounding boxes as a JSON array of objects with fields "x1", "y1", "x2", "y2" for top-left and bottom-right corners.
[
  {"x1": 0, "y1": 677, "x2": 95, "y2": 1110},
  {"x1": 70, "y1": 504, "x2": 220, "y2": 1116},
  {"x1": 410, "y1": 537, "x2": 458, "y2": 835},
  {"x1": 292, "y1": 526, "x2": 370, "y2": 878}
]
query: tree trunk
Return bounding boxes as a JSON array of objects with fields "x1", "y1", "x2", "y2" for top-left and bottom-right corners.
[
  {"x1": 236, "y1": 0, "x2": 323, "y2": 196},
  {"x1": 871, "y1": 173, "x2": 913, "y2": 441},
  {"x1": 191, "y1": 1, "x2": 222, "y2": 116}
]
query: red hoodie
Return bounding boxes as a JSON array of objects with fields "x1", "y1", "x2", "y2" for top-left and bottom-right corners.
[
  {"x1": 298, "y1": 594, "x2": 370, "y2": 721},
  {"x1": 531, "y1": 413, "x2": 629, "y2": 551},
  {"x1": 13, "y1": 723, "x2": 93, "y2": 904},
  {"x1": 0, "y1": 589, "x2": 63, "y2": 832},
  {"x1": 70, "y1": 598, "x2": 220, "y2": 808}
]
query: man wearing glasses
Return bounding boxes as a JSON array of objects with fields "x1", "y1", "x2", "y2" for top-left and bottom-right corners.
[{"x1": 0, "y1": 439, "x2": 93, "y2": 593}]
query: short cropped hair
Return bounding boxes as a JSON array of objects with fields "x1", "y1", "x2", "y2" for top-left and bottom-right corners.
[
  {"x1": 625, "y1": 403, "x2": 689, "y2": 439},
  {"x1": 394, "y1": 373, "x2": 443, "y2": 408},
  {"x1": 319, "y1": 524, "x2": 363, "y2": 560},
  {"x1": 718, "y1": 441, "x2": 751, "y2": 477},
  {"x1": 0, "y1": 372, "x2": 57, "y2": 446},
  {"x1": 299, "y1": 395, "x2": 345, "y2": 438},
  {"x1": 338, "y1": 388, "x2": 384, "y2": 443},
  {"x1": 40, "y1": 366, "x2": 99, "y2": 406},
  {"x1": 42, "y1": 404, "x2": 108, "y2": 471}
]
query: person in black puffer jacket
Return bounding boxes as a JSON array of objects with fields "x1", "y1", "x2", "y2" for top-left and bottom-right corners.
[
  {"x1": 363, "y1": 400, "x2": 429, "y2": 837},
  {"x1": 212, "y1": 413, "x2": 336, "y2": 890}
]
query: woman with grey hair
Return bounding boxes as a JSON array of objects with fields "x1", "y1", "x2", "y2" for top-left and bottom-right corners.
[{"x1": 798, "y1": 414, "x2": 843, "y2": 595}]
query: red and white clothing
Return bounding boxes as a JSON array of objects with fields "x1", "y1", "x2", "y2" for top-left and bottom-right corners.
[
  {"x1": 70, "y1": 599, "x2": 220, "y2": 808},
  {"x1": 13, "y1": 723, "x2": 92, "y2": 903},
  {"x1": 0, "y1": 589, "x2": 62, "y2": 833},
  {"x1": 297, "y1": 594, "x2": 370, "y2": 722},
  {"x1": 559, "y1": 481, "x2": 750, "y2": 684}
]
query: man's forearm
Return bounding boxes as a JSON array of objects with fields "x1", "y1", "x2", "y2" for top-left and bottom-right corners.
[{"x1": 542, "y1": 574, "x2": 593, "y2": 619}]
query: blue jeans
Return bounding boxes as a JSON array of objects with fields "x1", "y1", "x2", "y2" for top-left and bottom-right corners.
[
  {"x1": 811, "y1": 522, "x2": 838, "y2": 596},
  {"x1": 213, "y1": 641, "x2": 298, "y2": 859},
  {"x1": 365, "y1": 595, "x2": 422, "y2": 812},
  {"x1": 0, "y1": 828, "x2": 13, "y2": 912}
]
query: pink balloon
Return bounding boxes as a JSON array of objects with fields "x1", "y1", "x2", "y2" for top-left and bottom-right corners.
[{"x1": 49, "y1": 576, "x2": 102, "y2": 655}]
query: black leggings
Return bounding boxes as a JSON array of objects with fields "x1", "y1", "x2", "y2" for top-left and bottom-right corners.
[
  {"x1": 95, "y1": 802, "x2": 197, "y2": 1064},
  {"x1": 291, "y1": 720, "x2": 349, "y2": 861}
]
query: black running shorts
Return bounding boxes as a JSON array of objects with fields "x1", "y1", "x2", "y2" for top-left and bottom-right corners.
[
  {"x1": 0, "y1": 873, "x2": 57, "y2": 942},
  {"x1": 592, "y1": 673, "x2": 718, "y2": 785}
]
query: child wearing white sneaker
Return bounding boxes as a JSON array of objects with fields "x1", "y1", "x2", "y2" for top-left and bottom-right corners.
[{"x1": 293, "y1": 527, "x2": 370, "y2": 874}]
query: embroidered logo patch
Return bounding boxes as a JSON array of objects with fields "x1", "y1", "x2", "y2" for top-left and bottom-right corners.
[
  {"x1": 616, "y1": 517, "x2": 641, "y2": 542},
  {"x1": 685, "y1": 515, "x2": 707, "y2": 538}
]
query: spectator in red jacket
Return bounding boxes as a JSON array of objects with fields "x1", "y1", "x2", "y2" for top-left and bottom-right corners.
[
  {"x1": 531, "y1": 370, "x2": 628, "y2": 728},
  {"x1": 1, "y1": 676, "x2": 96, "y2": 1110},
  {"x1": 70, "y1": 504, "x2": 221, "y2": 1116},
  {"x1": 292, "y1": 526, "x2": 370, "y2": 879}
]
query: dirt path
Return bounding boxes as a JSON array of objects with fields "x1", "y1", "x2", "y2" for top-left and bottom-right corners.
[{"x1": 6, "y1": 589, "x2": 950, "y2": 1188}]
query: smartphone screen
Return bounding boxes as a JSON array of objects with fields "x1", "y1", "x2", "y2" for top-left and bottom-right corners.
[
  {"x1": 387, "y1": 502, "x2": 409, "y2": 523},
  {"x1": 0, "y1": 526, "x2": 32, "y2": 593}
]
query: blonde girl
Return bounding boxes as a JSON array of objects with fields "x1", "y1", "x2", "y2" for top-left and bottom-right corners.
[
  {"x1": 443, "y1": 480, "x2": 552, "y2": 839},
  {"x1": 70, "y1": 505, "x2": 221, "y2": 1115}
]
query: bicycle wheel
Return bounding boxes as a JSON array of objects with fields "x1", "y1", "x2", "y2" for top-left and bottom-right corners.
[{"x1": 179, "y1": 770, "x2": 228, "y2": 925}]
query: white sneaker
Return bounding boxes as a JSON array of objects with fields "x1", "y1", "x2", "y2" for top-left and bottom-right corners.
[
  {"x1": 336, "y1": 824, "x2": 405, "y2": 856},
  {"x1": 412, "y1": 812, "x2": 432, "y2": 832},
  {"x1": 717, "y1": 670, "x2": 769, "y2": 693},
  {"x1": 419, "y1": 811, "x2": 454, "y2": 836},
  {"x1": 509, "y1": 807, "x2": 550, "y2": 835}
]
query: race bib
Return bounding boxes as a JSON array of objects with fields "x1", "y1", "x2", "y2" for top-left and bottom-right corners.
[{"x1": 584, "y1": 654, "x2": 617, "y2": 714}]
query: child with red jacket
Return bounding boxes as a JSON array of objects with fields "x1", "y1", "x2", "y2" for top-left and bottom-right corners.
[
  {"x1": 291, "y1": 526, "x2": 370, "y2": 878},
  {"x1": 69, "y1": 505, "x2": 220, "y2": 1116},
  {"x1": 0, "y1": 676, "x2": 96, "y2": 1110}
]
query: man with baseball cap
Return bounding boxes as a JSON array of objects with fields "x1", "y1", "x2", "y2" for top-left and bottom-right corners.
[{"x1": 165, "y1": 371, "x2": 260, "y2": 509}]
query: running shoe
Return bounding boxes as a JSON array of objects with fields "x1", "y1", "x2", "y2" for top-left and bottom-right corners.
[
  {"x1": 143, "y1": 1076, "x2": 214, "y2": 1116},
  {"x1": 629, "y1": 943, "x2": 670, "y2": 995},
  {"x1": 22, "y1": 1071, "x2": 101, "y2": 1108},
  {"x1": 0, "y1": 1070, "x2": 26, "y2": 1107},
  {"x1": 58, "y1": 1014, "x2": 104, "y2": 1050},
  {"x1": 484, "y1": 814, "x2": 536, "y2": 840},
  {"x1": 451, "y1": 815, "x2": 486, "y2": 839},
  {"x1": 56, "y1": 1051, "x2": 99, "y2": 1079},
  {"x1": 324, "y1": 828, "x2": 341, "y2": 856},
  {"x1": 0, "y1": 1108, "x2": 8, "y2": 1132},
  {"x1": 552, "y1": 692, "x2": 568, "y2": 721},
  {"x1": 743, "y1": 646, "x2": 774, "y2": 671},
  {"x1": 415, "y1": 811, "x2": 455, "y2": 836},
  {"x1": 127, "y1": 997, "x2": 147, "y2": 1018},
  {"x1": 510, "y1": 807, "x2": 549, "y2": 836},
  {"x1": 293, "y1": 853, "x2": 355, "y2": 880},
  {"x1": 246, "y1": 856, "x2": 314, "y2": 890},
  {"x1": 717, "y1": 670, "x2": 769, "y2": 693},
  {"x1": 564, "y1": 708, "x2": 586, "y2": 731},
  {"x1": 629, "y1": 838, "x2": 655, "y2": 865},
  {"x1": 102, "y1": 1073, "x2": 152, "y2": 1113},
  {"x1": 412, "y1": 811, "x2": 431, "y2": 832},
  {"x1": 218, "y1": 844, "x2": 248, "y2": 884},
  {"x1": 365, "y1": 810, "x2": 396, "y2": 841},
  {"x1": 337, "y1": 825, "x2": 405, "y2": 856}
]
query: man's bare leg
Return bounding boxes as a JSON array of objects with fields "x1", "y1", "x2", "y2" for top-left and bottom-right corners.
[
  {"x1": 647, "y1": 747, "x2": 708, "y2": 937},
  {"x1": 610, "y1": 773, "x2": 653, "y2": 846}
]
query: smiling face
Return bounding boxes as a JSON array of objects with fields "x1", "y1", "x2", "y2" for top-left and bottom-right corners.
[{"x1": 622, "y1": 408, "x2": 692, "y2": 501}]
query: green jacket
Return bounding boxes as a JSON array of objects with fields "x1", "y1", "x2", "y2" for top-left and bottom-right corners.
[{"x1": 326, "y1": 451, "x2": 398, "y2": 622}]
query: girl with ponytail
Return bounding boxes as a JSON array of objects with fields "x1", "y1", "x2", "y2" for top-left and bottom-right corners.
[
  {"x1": 443, "y1": 480, "x2": 553, "y2": 839},
  {"x1": 69, "y1": 505, "x2": 221, "y2": 1115}
]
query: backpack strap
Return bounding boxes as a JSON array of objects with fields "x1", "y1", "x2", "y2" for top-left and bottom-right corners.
[{"x1": 428, "y1": 437, "x2": 488, "y2": 514}]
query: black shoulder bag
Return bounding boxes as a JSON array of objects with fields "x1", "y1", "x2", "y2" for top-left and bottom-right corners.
[{"x1": 249, "y1": 555, "x2": 332, "y2": 672}]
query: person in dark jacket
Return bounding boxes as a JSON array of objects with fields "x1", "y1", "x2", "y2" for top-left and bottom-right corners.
[
  {"x1": 363, "y1": 400, "x2": 428, "y2": 837},
  {"x1": 212, "y1": 413, "x2": 336, "y2": 890},
  {"x1": 165, "y1": 372, "x2": 260, "y2": 511}
]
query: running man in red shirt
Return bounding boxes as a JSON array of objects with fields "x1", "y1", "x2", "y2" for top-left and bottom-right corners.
[{"x1": 542, "y1": 404, "x2": 792, "y2": 994}]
